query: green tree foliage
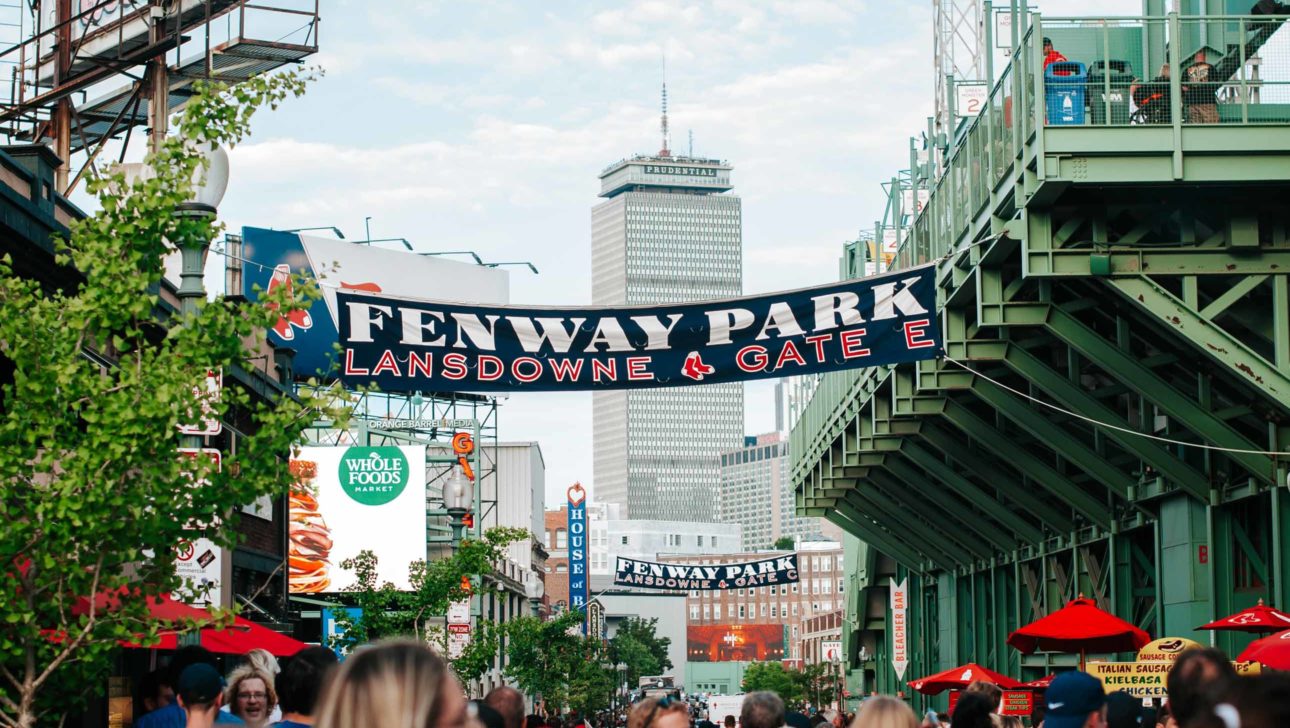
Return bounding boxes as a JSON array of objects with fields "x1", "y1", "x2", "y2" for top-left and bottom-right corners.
[
  {"x1": 741, "y1": 662, "x2": 803, "y2": 707},
  {"x1": 608, "y1": 616, "x2": 673, "y2": 687},
  {"x1": 0, "y1": 72, "x2": 325, "y2": 728},
  {"x1": 503, "y1": 610, "x2": 587, "y2": 711},
  {"x1": 327, "y1": 526, "x2": 529, "y2": 679},
  {"x1": 774, "y1": 536, "x2": 796, "y2": 550}
]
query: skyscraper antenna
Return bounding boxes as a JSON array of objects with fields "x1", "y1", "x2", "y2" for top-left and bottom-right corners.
[
  {"x1": 660, "y1": 53, "x2": 671, "y2": 157},
  {"x1": 688, "y1": 129, "x2": 693, "y2": 158}
]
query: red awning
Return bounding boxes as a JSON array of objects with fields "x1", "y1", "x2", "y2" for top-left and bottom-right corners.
[
  {"x1": 202, "y1": 617, "x2": 306, "y2": 657},
  {"x1": 908, "y1": 663, "x2": 1022, "y2": 695},
  {"x1": 1007, "y1": 597, "x2": 1150, "y2": 655},
  {"x1": 1197, "y1": 600, "x2": 1290, "y2": 634},
  {"x1": 1021, "y1": 674, "x2": 1056, "y2": 689},
  {"x1": 72, "y1": 588, "x2": 217, "y2": 625},
  {"x1": 1236, "y1": 628, "x2": 1290, "y2": 670}
]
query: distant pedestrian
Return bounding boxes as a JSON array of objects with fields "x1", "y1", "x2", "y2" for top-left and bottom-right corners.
[
  {"x1": 1040, "y1": 671, "x2": 1107, "y2": 728},
  {"x1": 1105, "y1": 691, "x2": 1142, "y2": 728},
  {"x1": 137, "y1": 668, "x2": 175, "y2": 719},
  {"x1": 724, "y1": 715, "x2": 736, "y2": 728},
  {"x1": 1167, "y1": 648, "x2": 1236, "y2": 728},
  {"x1": 486, "y1": 686, "x2": 527, "y2": 728},
  {"x1": 273, "y1": 646, "x2": 338, "y2": 727},
  {"x1": 136, "y1": 646, "x2": 245, "y2": 728},
  {"x1": 949, "y1": 693, "x2": 994, "y2": 728},
  {"x1": 314, "y1": 639, "x2": 470, "y2": 728},
  {"x1": 177, "y1": 664, "x2": 227, "y2": 728},
  {"x1": 739, "y1": 693, "x2": 784, "y2": 728},
  {"x1": 852, "y1": 696, "x2": 917, "y2": 728},
  {"x1": 1042, "y1": 37, "x2": 1071, "y2": 75},
  {"x1": 1184, "y1": 50, "x2": 1219, "y2": 124},
  {"x1": 963, "y1": 681, "x2": 1003, "y2": 727}
]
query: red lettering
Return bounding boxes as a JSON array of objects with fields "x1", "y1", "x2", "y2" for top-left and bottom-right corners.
[
  {"x1": 803, "y1": 333, "x2": 833, "y2": 362},
  {"x1": 477, "y1": 355, "x2": 502, "y2": 381},
  {"x1": 513, "y1": 357, "x2": 542, "y2": 383},
  {"x1": 551, "y1": 358, "x2": 584, "y2": 382},
  {"x1": 371, "y1": 349, "x2": 402, "y2": 376},
  {"x1": 591, "y1": 358, "x2": 617, "y2": 382},
  {"x1": 442, "y1": 352, "x2": 468, "y2": 380},
  {"x1": 774, "y1": 340, "x2": 807, "y2": 369},
  {"x1": 343, "y1": 349, "x2": 369, "y2": 375},
  {"x1": 626, "y1": 357, "x2": 653, "y2": 381},
  {"x1": 737, "y1": 345, "x2": 768, "y2": 372},
  {"x1": 840, "y1": 328, "x2": 870, "y2": 359},
  {"x1": 408, "y1": 352, "x2": 434, "y2": 378},
  {"x1": 904, "y1": 319, "x2": 935, "y2": 349}
]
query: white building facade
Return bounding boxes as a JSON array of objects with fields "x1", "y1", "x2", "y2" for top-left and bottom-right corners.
[
  {"x1": 586, "y1": 502, "x2": 743, "y2": 576},
  {"x1": 591, "y1": 155, "x2": 744, "y2": 521},
  {"x1": 719, "y1": 432, "x2": 835, "y2": 550}
]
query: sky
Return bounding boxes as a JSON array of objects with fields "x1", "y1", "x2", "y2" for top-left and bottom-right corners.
[{"x1": 200, "y1": 0, "x2": 1135, "y2": 508}]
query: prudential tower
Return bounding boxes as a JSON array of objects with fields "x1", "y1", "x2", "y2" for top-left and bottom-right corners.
[{"x1": 590, "y1": 81, "x2": 744, "y2": 522}]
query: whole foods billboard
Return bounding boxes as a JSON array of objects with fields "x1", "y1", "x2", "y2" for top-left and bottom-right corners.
[
  {"x1": 288, "y1": 446, "x2": 427, "y2": 593},
  {"x1": 687, "y1": 624, "x2": 787, "y2": 662}
]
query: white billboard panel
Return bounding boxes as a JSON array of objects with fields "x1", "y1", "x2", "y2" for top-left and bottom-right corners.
[{"x1": 288, "y1": 445, "x2": 427, "y2": 594}]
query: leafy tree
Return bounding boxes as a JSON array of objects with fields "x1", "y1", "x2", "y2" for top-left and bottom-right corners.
[
  {"x1": 566, "y1": 637, "x2": 615, "y2": 717},
  {"x1": 796, "y1": 662, "x2": 841, "y2": 711},
  {"x1": 742, "y1": 662, "x2": 804, "y2": 708},
  {"x1": 327, "y1": 526, "x2": 529, "y2": 680},
  {"x1": 774, "y1": 536, "x2": 796, "y2": 550},
  {"x1": 608, "y1": 616, "x2": 672, "y2": 687},
  {"x1": 503, "y1": 610, "x2": 587, "y2": 712},
  {"x1": 0, "y1": 72, "x2": 323, "y2": 728}
]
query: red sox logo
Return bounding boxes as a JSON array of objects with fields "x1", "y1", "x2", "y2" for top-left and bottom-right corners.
[
  {"x1": 266, "y1": 265, "x2": 313, "y2": 341},
  {"x1": 1228, "y1": 613, "x2": 1262, "y2": 626},
  {"x1": 682, "y1": 351, "x2": 715, "y2": 381}
]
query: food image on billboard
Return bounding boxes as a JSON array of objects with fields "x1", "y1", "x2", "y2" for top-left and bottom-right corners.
[
  {"x1": 687, "y1": 624, "x2": 787, "y2": 662},
  {"x1": 288, "y1": 445, "x2": 427, "y2": 593}
]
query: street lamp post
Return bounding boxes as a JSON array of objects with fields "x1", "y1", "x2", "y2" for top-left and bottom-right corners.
[
  {"x1": 525, "y1": 577, "x2": 545, "y2": 618},
  {"x1": 442, "y1": 465, "x2": 473, "y2": 549},
  {"x1": 616, "y1": 662, "x2": 627, "y2": 721}
]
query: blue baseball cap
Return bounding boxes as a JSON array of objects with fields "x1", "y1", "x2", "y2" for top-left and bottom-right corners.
[{"x1": 1043, "y1": 671, "x2": 1107, "y2": 728}]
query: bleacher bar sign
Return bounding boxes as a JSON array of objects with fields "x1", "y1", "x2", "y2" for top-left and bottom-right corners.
[
  {"x1": 336, "y1": 265, "x2": 940, "y2": 392},
  {"x1": 613, "y1": 554, "x2": 800, "y2": 590}
]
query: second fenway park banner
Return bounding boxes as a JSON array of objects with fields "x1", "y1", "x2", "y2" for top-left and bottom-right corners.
[
  {"x1": 614, "y1": 554, "x2": 800, "y2": 590},
  {"x1": 335, "y1": 265, "x2": 939, "y2": 392}
]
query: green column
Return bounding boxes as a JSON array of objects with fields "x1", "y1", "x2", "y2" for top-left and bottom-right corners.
[{"x1": 1157, "y1": 495, "x2": 1211, "y2": 640}]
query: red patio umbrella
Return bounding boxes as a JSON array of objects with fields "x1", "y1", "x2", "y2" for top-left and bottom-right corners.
[
  {"x1": 1236, "y1": 629, "x2": 1290, "y2": 670},
  {"x1": 202, "y1": 617, "x2": 306, "y2": 657},
  {"x1": 1007, "y1": 596, "x2": 1150, "y2": 668},
  {"x1": 1197, "y1": 599, "x2": 1290, "y2": 634},
  {"x1": 908, "y1": 663, "x2": 1022, "y2": 695},
  {"x1": 1021, "y1": 674, "x2": 1056, "y2": 690},
  {"x1": 72, "y1": 588, "x2": 216, "y2": 625}
]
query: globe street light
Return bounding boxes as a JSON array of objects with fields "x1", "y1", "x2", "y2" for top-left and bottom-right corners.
[
  {"x1": 525, "y1": 576, "x2": 545, "y2": 618},
  {"x1": 442, "y1": 465, "x2": 472, "y2": 548}
]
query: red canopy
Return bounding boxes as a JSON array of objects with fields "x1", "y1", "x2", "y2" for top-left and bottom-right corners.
[
  {"x1": 1007, "y1": 597, "x2": 1150, "y2": 655},
  {"x1": 1197, "y1": 600, "x2": 1290, "y2": 633},
  {"x1": 907, "y1": 663, "x2": 1022, "y2": 695},
  {"x1": 73, "y1": 588, "x2": 216, "y2": 625},
  {"x1": 1021, "y1": 674, "x2": 1056, "y2": 689},
  {"x1": 203, "y1": 617, "x2": 306, "y2": 657},
  {"x1": 1236, "y1": 629, "x2": 1290, "y2": 669}
]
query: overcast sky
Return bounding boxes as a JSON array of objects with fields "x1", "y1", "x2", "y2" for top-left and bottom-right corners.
[{"x1": 210, "y1": 0, "x2": 1137, "y2": 509}]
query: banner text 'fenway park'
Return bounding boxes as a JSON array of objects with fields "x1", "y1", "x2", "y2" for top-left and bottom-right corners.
[{"x1": 336, "y1": 265, "x2": 939, "y2": 392}]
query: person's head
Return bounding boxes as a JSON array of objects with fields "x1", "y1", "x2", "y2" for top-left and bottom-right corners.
[
  {"x1": 247, "y1": 648, "x2": 282, "y2": 676},
  {"x1": 137, "y1": 667, "x2": 174, "y2": 715},
  {"x1": 628, "y1": 697, "x2": 690, "y2": 728},
  {"x1": 740, "y1": 692, "x2": 785, "y2": 728},
  {"x1": 1159, "y1": 63, "x2": 1171, "y2": 78},
  {"x1": 1043, "y1": 37, "x2": 1054, "y2": 51},
  {"x1": 176, "y1": 663, "x2": 225, "y2": 718},
  {"x1": 314, "y1": 639, "x2": 468, "y2": 728},
  {"x1": 949, "y1": 692, "x2": 995, "y2": 728},
  {"x1": 724, "y1": 715, "x2": 736, "y2": 728},
  {"x1": 1194, "y1": 50, "x2": 1207, "y2": 64},
  {"x1": 1167, "y1": 648, "x2": 1237, "y2": 727},
  {"x1": 964, "y1": 681, "x2": 1003, "y2": 712},
  {"x1": 487, "y1": 686, "x2": 527, "y2": 728},
  {"x1": 786, "y1": 710, "x2": 813, "y2": 728},
  {"x1": 1105, "y1": 692, "x2": 1142, "y2": 728},
  {"x1": 1043, "y1": 671, "x2": 1108, "y2": 728},
  {"x1": 276, "y1": 645, "x2": 339, "y2": 719},
  {"x1": 166, "y1": 645, "x2": 220, "y2": 688},
  {"x1": 226, "y1": 664, "x2": 278, "y2": 726},
  {"x1": 526, "y1": 714, "x2": 547, "y2": 728},
  {"x1": 1195, "y1": 672, "x2": 1290, "y2": 728},
  {"x1": 853, "y1": 696, "x2": 918, "y2": 728},
  {"x1": 473, "y1": 700, "x2": 507, "y2": 728}
]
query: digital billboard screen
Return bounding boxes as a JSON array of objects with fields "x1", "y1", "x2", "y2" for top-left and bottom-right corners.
[{"x1": 687, "y1": 624, "x2": 787, "y2": 662}]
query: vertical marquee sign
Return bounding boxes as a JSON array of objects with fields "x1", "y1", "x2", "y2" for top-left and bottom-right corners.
[
  {"x1": 567, "y1": 482, "x2": 589, "y2": 634},
  {"x1": 890, "y1": 577, "x2": 909, "y2": 680}
]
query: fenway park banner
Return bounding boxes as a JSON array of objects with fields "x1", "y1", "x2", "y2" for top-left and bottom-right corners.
[
  {"x1": 614, "y1": 554, "x2": 799, "y2": 591},
  {"x1": 335, "y1": 265, "x2": 939, "y2": 392}
]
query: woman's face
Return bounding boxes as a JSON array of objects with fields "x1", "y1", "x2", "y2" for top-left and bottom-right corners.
[{"x1": 234, "y1": 677, "x2": 269, "y2": 723}]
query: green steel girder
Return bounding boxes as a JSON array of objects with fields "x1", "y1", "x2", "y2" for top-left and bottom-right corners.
[
  {"x1": 887, "y1": 445, "x2": 1047, "y2": 545},
  {"x1": 981, "y1": 300, "x2": 1278, "y2": 484},
  {"x1": 864, "y1": 468, "x2": 1000, "y2": 559},
  {"x1": 1023, "y1": 247, "x2": 1290, "y2": 278},
  {"x1": 826, "y1": 503, "x2": 935, "y2": 573},
  {"x1": 938, "y1": 400, "x2": 1116, "y2": 530},
  {"x1": 839, "y1": 490, "x2": 970, "y2": 568},
  {"x1": 1107, "y1": 276, "x2": 1290, "y2": 415},
  {"x1": 1001, "y1": 344, "x2": 1213, "y2": 501},
  {"x1": 918, "y1": 425, "x2": 1078, "y2": 534}
]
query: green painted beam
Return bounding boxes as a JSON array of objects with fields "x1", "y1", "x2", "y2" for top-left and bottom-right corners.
[
  {"x1": 1003, "y1": 344, "x2": 1212, "y2": 501},
  {"x1": 918, "y1": 423, "x2": 1078, "y2": 536},
  {"x1": 890, "y1": 444, "x2": 1048, "y2": 544},
  {"x1": 939, "y1": 399, "x2": 1118, "y2": 528},
  {"x1": 839, "y1": 491, "x2": 966, "y2": 569},
  {"x1": 1107, "y1": 276, "x2": 1290, "y2": 416},
  {"x1": 866, "y1": 468, "x2": 1003, "y2": 558},
  {"x1": 847, "y1": 483, "x2": 985, "y2": 564},
  {"x1": 1024, "y1": 248, "x2": 1290, "y2": 277},
  {"x1": 829, "y1": 499, "x2": 939, "y2": 572}
]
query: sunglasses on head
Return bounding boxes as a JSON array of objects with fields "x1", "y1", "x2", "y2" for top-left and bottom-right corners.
[{"x1": 644, "y1": 697, "x2": 681, "y2": 727}]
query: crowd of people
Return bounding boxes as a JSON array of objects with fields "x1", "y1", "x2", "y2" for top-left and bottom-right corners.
[{"x1": 132, "y1": 640, "x2": 1287, "y2": 728}]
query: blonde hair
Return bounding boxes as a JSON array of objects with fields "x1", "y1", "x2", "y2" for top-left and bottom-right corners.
[
  {"x1": 850, "y1": 696, "x2": 918, "y2": 728},
  {"x1": 225, "y1": 664, "x2": 278, "y2": 721},
  {"x1": 314, "y1": 639, "x2": 464, "y2": 728},
  {"x1": 246, "y1": 648, "x2": 281, "y2": 675},
  {"x1": 628, "y1": 696, "x2": 690, "y2": 728}
]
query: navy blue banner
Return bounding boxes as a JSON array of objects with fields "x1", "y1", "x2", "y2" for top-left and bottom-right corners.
[
  {"x1": 566, "y1": 484, "x2": 589, "y2": 634},
  {"x1": 335, "y1": 265, "x2": 940, "y2": 392},
  {"x1": 614, "y1": 554, "x2": 800, "y2": 591}
]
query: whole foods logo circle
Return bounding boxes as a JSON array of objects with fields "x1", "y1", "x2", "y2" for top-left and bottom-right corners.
[{"x1": 338, "y1": 447, "x2": 409, "y2": 506}]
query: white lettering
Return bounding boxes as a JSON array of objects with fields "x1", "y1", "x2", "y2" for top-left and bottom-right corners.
[
  {"x1": 872, "y1": 277, "x2": 929, "y2": 320},
  {"x1": 583, "y1": 318, "x2": 633, "y2": 352},
  {"x1": 451, "y1": 313, "x2": 500, "y2": 351},
  {"x1": 400, "y1": 308, "x2": 446, "y2": 347},
  {"x1": 507, "y1": 316, "x2": 586, "y2": 353},
  {"x1": 345, "y1": 302, "x2": 392, "y2": 343},
  {"x1": 706, "y1": 308, "x2": 755, "y2": 346},
  {"x1": 630, "y1": 314, "x2": 684, "y2": 350},
  {"x1": 812, "y1": 292, "x2": 866, "y2": 332},
  {"x1": 755, "y1": 302, "x2": 806, "y2": 340}
]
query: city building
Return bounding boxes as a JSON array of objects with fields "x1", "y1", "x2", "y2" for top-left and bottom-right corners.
[
  {"x1": 718, "y1": 433, "x2": 840, "y2": 550},
  {"x1": 800, "y1": 609, "x2": 844, "y2": 666},
  {"x1": 591, "y1": 112, "x2": 744, "y2": 520}
]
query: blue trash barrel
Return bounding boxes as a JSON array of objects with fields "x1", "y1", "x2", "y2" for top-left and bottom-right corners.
[{"x1": 1045, "y1": 61, "x2": 1087, "y2": 125}]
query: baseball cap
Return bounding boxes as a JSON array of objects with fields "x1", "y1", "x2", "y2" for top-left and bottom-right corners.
[
  {"x1": 1043, "y1": 671, "x2": 1107, "y2": 728},
  {"x1": 176, "y1": 663, "x2": 223, "y2": 705},
  {"x1": 1106, "y1": 691, "x2": 1143, "y2": 728}
]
